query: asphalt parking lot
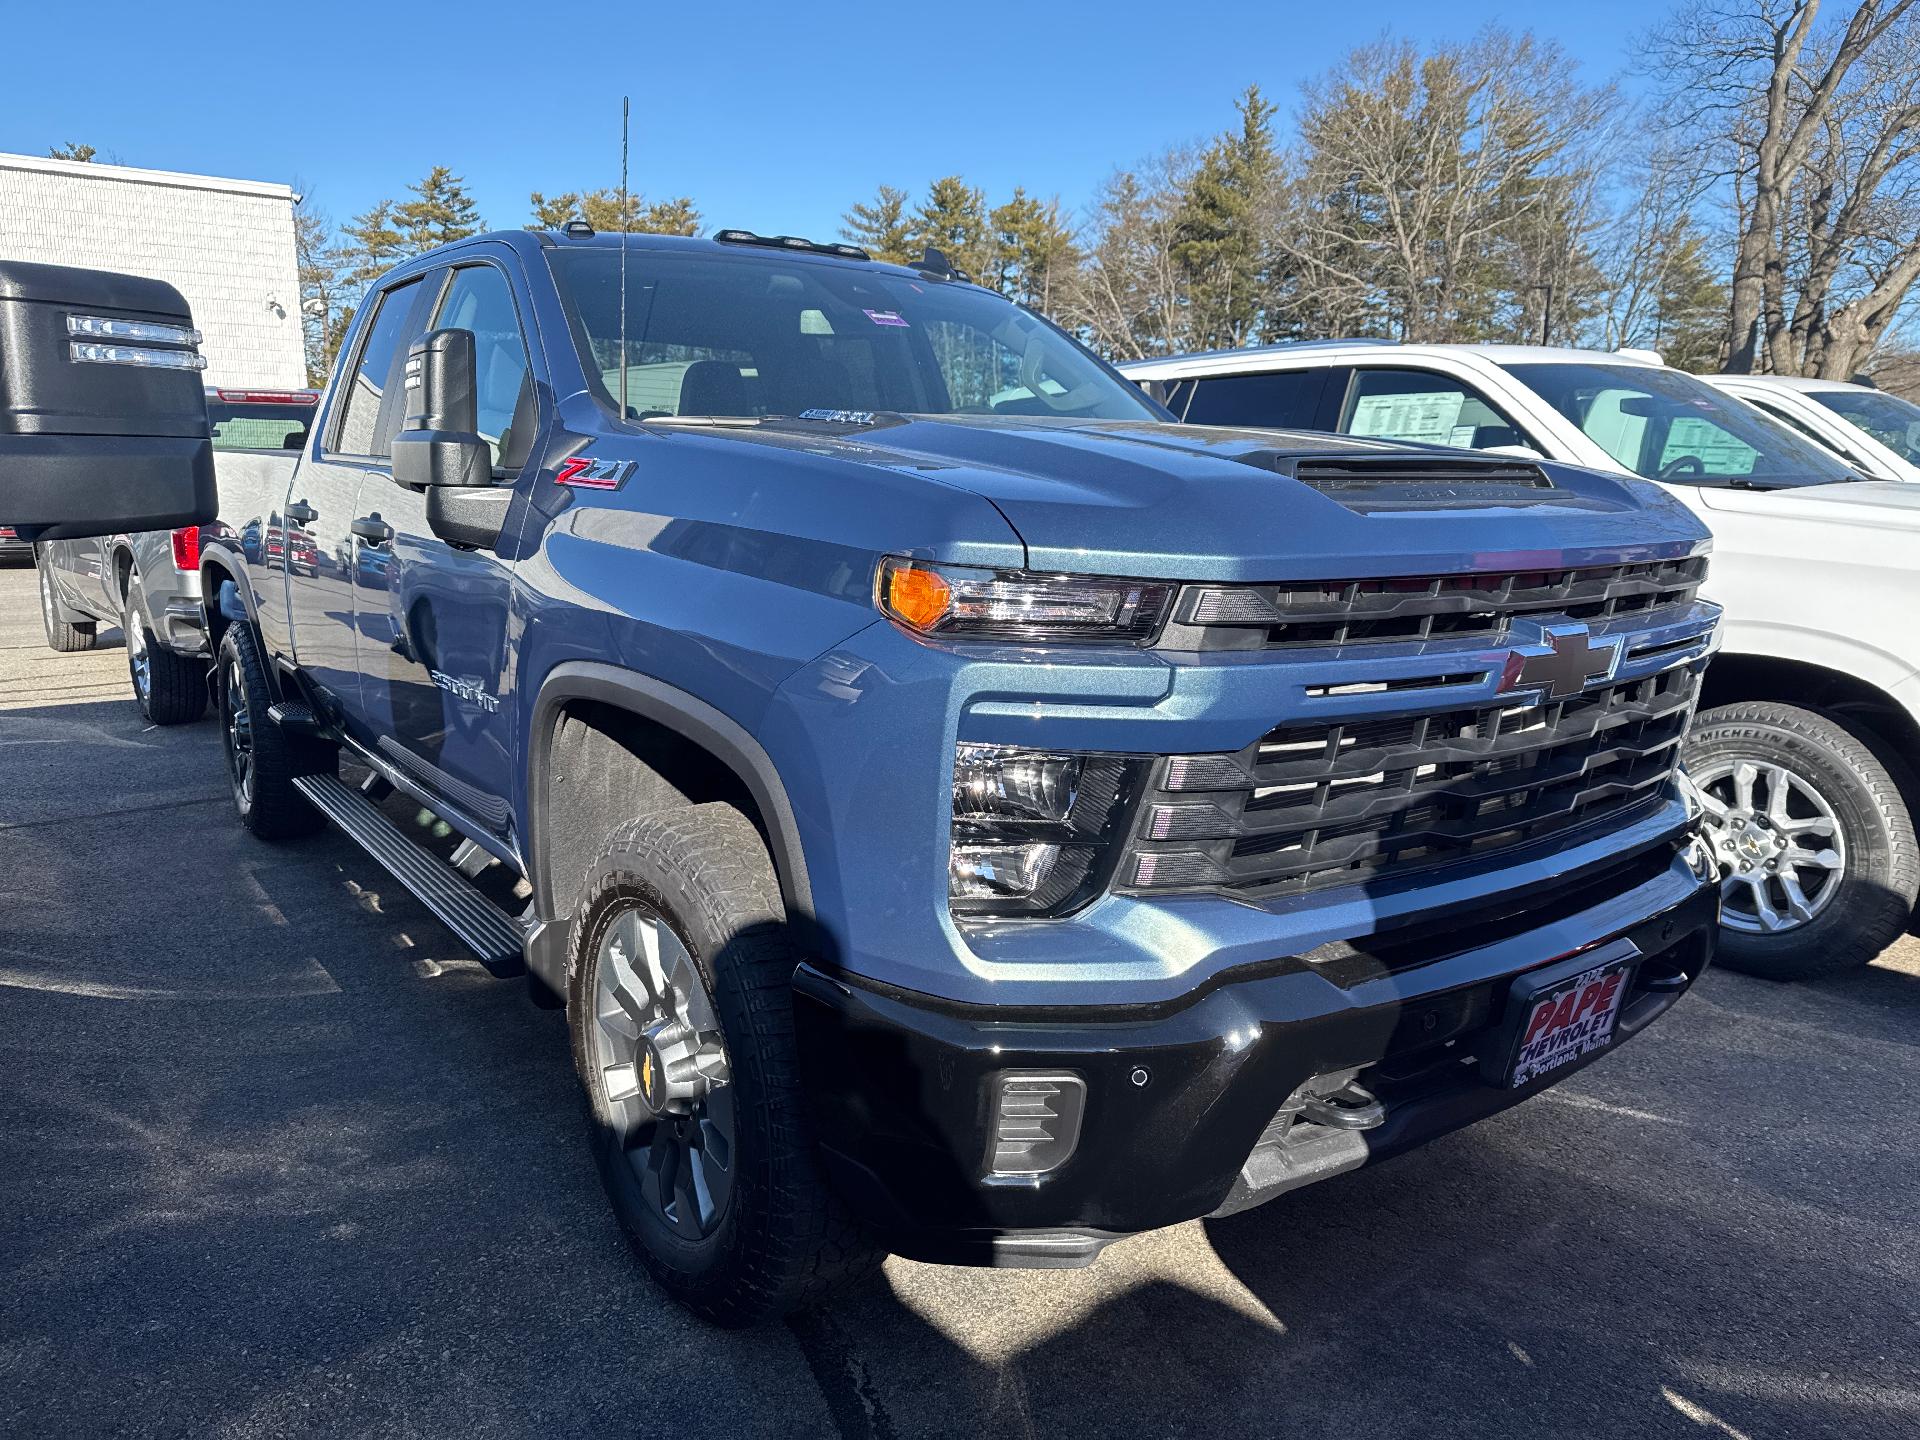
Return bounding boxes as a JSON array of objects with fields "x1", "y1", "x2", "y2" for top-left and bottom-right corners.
[{"x1": 2, "y1": 558, "x2": 1917, "y2": 1440}]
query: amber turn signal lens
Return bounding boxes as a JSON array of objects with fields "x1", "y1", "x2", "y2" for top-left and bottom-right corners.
[{"x1": 882, "y1": 561, "x2": 953, "y2": 631}]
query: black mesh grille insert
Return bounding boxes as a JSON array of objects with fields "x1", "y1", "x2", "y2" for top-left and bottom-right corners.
[
  {"x1": 1167, "y1": 556, "x2": 1709, "y2": 651},
  {"x1": 1126, "y1": 663, "x2": 1700, "y2": 899}
]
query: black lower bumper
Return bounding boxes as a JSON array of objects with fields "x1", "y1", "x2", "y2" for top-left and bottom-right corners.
[{"x1": 793, "y1": 858, "x2": 1717, "y2": 1268}]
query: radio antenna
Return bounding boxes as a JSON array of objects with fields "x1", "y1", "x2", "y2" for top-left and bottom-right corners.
[{"x1": 618, "y1": 95, "x2": 630, "y2": 421}]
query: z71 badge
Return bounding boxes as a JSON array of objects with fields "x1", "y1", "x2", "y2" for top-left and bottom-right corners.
[{"x1": 554, "y1": 455, "x2": 635, "y2": 491}]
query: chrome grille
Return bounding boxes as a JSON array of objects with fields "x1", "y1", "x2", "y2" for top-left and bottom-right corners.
[{"x1": 1124, "y1": 661, "x2": 1702, "y2": 900}]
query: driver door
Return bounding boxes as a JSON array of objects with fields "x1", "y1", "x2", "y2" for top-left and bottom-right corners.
[{"x1": 352, "y1": 255, "x2": 540, "y2": 843}]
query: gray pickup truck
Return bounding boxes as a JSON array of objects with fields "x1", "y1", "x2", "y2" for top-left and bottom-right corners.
[{"x1": 34, "y1": 386, "x2": 316, "y2": 723}]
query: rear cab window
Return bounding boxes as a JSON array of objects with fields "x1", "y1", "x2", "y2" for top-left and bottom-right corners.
[{"x1": 206, "y1": 391, "x2": 319, "y2": 452}]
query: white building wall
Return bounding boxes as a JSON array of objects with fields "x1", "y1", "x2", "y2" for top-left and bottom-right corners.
[{"x1": 0, "y1": 152, "x2": 305, "y2": 388}]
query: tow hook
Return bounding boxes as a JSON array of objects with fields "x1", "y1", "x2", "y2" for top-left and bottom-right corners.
[{"x1": 1296, "y1": 1076, "x2": 1387, "y2": 1131}]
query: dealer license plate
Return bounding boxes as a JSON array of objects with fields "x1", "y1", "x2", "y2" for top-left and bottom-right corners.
[{"x1": 1500, "y1": 950, "x2": 1634, "y2": 1088}]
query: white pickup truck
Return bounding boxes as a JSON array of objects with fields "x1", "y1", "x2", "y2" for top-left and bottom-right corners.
[
  {"x1": 1702, "y1": 374, "x2": 1920, "y2": 485},
  {"x1": 1121, "y1": 343, "x2": 1920, "y2": 980}
]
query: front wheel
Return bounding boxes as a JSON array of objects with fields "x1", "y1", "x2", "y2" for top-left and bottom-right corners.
[
  {"x1": 566, "y1": 805, "x2": 876, "y2": 1325},
  {"x1": 1686, "y1": 702, "x2": 1919, "y2": 979},
  {"x1": 124, "y1": 574, "x2": 208, "y2": 725}
]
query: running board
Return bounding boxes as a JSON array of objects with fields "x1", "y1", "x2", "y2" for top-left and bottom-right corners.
[{"x1": 292, "y1": 774, "x2": 526, "y2": 978}]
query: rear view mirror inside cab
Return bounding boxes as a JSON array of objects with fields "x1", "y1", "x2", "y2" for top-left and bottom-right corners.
[{"x1": 0, "y1": 260, "x2": 216, "y2": 541}]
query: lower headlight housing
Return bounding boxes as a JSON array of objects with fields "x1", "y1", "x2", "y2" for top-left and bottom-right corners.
[{"x1": 949, "y1": 744, "x2": 1143, "y2": 918}]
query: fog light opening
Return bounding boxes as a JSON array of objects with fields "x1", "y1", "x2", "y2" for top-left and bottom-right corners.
[{"x1": 987, "y1": 1071, "x2": 1086, "y2": 1180}]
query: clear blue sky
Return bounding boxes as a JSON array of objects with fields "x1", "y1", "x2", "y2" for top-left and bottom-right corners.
[{"x1": 3, "y1": 0, "x2": 1675, "y2": 242}]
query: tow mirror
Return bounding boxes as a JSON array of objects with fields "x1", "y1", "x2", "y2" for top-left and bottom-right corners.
[
  {"x1": 391, "y1": 327, "x2": 510, "y2": 550},
  {"x1": 392, "y1": 328, "x2": 491, "y2": 489},
  {"x1": 0, "y1": 261, "x2": 216, "y2": 541}
]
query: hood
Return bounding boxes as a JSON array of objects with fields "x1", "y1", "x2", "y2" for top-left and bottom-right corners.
[
  {"x1": 690, "y1": 414, "x2": 1709, "y2": 581},
  {"x1": 1696, "y1": 478, "x2": 1920, "y2": 533}
]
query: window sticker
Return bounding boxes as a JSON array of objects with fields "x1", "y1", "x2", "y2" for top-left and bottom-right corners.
[
  {"x1": 864, "y1": 309, "x2": 910, "y2": 328},
  {"x1": 1349, "y1": 390, "x2": 1467, "y2": 445}
]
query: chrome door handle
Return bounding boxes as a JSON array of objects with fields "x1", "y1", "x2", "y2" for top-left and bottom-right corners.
[{"x1": 286, "y1": 501, "x2": 318, "y2": 524}]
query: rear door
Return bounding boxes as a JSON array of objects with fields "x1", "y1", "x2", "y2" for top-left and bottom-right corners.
[
  {"x1": 1169, "y1": 368, "x2": 1330, "y2": 430},
  {"x1": 354, "y1": 255, "x2": 539, "y2": 841},
  {"x1": 287, "y1": 274, "x2": 434, "y2": 722}
]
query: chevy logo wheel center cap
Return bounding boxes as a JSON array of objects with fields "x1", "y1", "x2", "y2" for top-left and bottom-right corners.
[{"x1": 1499, "y1": 623, "x2": 1624, "y2": 701}]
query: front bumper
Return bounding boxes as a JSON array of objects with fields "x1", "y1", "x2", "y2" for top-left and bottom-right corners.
[{"x1": 793, "y1": 851, "x2": 1716, "y2": 1267}]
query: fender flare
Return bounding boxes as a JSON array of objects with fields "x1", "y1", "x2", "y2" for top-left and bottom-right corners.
[
  {"x1": 198, "y1": 545, "x2": 259, "y2": 630},
  {"x1": 525, "y1": 661, "x2": 816, "y2": 933}
]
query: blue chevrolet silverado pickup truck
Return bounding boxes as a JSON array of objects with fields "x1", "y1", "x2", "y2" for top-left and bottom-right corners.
[{"x1": 200, "y1": 225, "x2": 1722, "y2": 1324}]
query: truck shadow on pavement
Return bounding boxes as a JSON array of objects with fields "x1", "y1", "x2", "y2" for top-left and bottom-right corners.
[{"x1": 5, "y1": 693, "x2": 1915, "y2": 1438}]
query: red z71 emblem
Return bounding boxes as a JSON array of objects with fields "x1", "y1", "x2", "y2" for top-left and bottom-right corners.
[{"x1": 554, "y1": 456, "x2": 635, "y2": 490}]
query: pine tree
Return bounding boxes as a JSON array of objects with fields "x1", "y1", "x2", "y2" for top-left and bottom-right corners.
[
  {"x1": 911, "y1": 177, "x2": 992, "y2": 279},
  {"x1": 393, "y1": 165, "x2": 483, "y2": 252},
  {"x1": 841, "y1": 185, "x2": 915, "y2": 263},
  {"x1": 337, "y1": 198, "x2": 408, "y2": 294},
  {"x1": 988, "y1": 188, "x2": 1080, "y2": 312},
  {"x1": 1174, "y1": 85, "x2": 1282, "y2": 350},
  {"x1": 48, "y1": 142, "x2": 97, "y2": 162},
  {"x1": 1650, "y1": 224, "x2": 1729, "y2": 373},
  {"x1": 528, "y1": 188, "x2": 701, "y2": 235}
]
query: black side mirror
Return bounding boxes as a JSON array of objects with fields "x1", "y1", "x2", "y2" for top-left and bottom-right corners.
[
  {"x1": 391, "y1": 328, "x2": 512, "y2": 550},
  {"x1": 392, "y1": 328, "x2": 492, "y2": 489},
  {"x1": 0, "y1": 260, "x2": 215, "y2": 541}
]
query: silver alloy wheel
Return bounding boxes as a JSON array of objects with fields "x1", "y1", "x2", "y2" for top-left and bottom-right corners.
[
  {"x1": 589, "y1": 902, "x2": 734, "y2": 1240},
  {"x1": 222, "y1": 650, "x2": 255, "y2": 808},
  {"x1": 126, "y1": 600, "x2": 150, "y2": 701},
  {"x1": 1693, "y1": 757, "x2": 1846, "y2": 934}
]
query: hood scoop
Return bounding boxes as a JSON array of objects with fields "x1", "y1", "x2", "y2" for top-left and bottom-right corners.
[{"x1": 1249, "y1": 454, "x2": 1570, "y2": 513}]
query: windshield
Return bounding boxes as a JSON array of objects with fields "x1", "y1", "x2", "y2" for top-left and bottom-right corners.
[
  {"x1": 546, "y1": 247, "x2": 1158, "y2": 424},
  {"x1": 206, "y1": 397, "x2": 316, "y2": 452},
  {"x1": 1809, "y1": 388, "x2": 1920, "y2": 465},
  {"x1": 1502, "y1": 362, "x2": 1856, "y2": 487}
]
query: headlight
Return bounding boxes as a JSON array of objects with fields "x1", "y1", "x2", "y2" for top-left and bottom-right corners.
[
  {"x1": 877, "y1": 557, "x2": 1172, "y2": 644},
  {"x1": 949, "y1": 744, "x2": 1143, "y2": 917}
]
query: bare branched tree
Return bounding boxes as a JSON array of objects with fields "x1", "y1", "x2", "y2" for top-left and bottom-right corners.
[
  {"x1": 1056, "y1": 150, "x2": 1197, "y2": 359},
  {"x1": 1276, "y1": 30, "x2": 1615, "y2": 344},
  {"x1": 1647, "y1": 0, "x2": 1919, "y2": 372}
]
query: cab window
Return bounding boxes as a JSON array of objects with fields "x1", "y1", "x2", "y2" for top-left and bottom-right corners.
[
  {"x1": 432, "y1": 265, "x2": 536, "y2": 471},
  {"x1": 1179, "y1": 370, "x2": 1328, "y2": 429},
  {"x1": 332, "y1": 277, "x2": 428, "y2": 459},
  {"x1": 1338, "y1": 369, "x2": 1525, "y2": 450}
]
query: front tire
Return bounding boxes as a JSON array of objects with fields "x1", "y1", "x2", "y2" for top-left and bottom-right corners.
[
  {"x1": 566, "y1": 805, "x2": 876, "y2": 1325},
  {"x1": 214, "y1": 624, "x2": 327, "y2": 840},
  {"x1": 1686, "y1": 702, "x2": 1919, "y2": 979},
  {"x1": 36, "y1": 551, "x2": 96, "y2": 653},
  {"x1": 124, "y1": 574, "x2": 208, "y2": 725}
]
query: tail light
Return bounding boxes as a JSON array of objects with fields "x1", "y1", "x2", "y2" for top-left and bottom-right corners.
[
  {"x1": 0, "y1": 526, "x2": 17, "y2": 540},
  {"x1": 171, "y1": 525, "x2": 201, "y2": 571}
]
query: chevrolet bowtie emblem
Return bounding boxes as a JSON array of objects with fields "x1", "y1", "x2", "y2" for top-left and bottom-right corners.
[{"x1": 1499, "y1": 624, "x2": 1623, "y2": 700}]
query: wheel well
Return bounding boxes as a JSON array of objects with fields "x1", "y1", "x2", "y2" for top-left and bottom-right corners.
[
  {"x1": 113, "y1": 545, "x2": 134, "y2": 602},
  {"x1": 1701, "y1": 653, "x2": 1920, "y2": 784},
  {"x1": 537, "y1": 698, "x2": 767, "y2": 921}
]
